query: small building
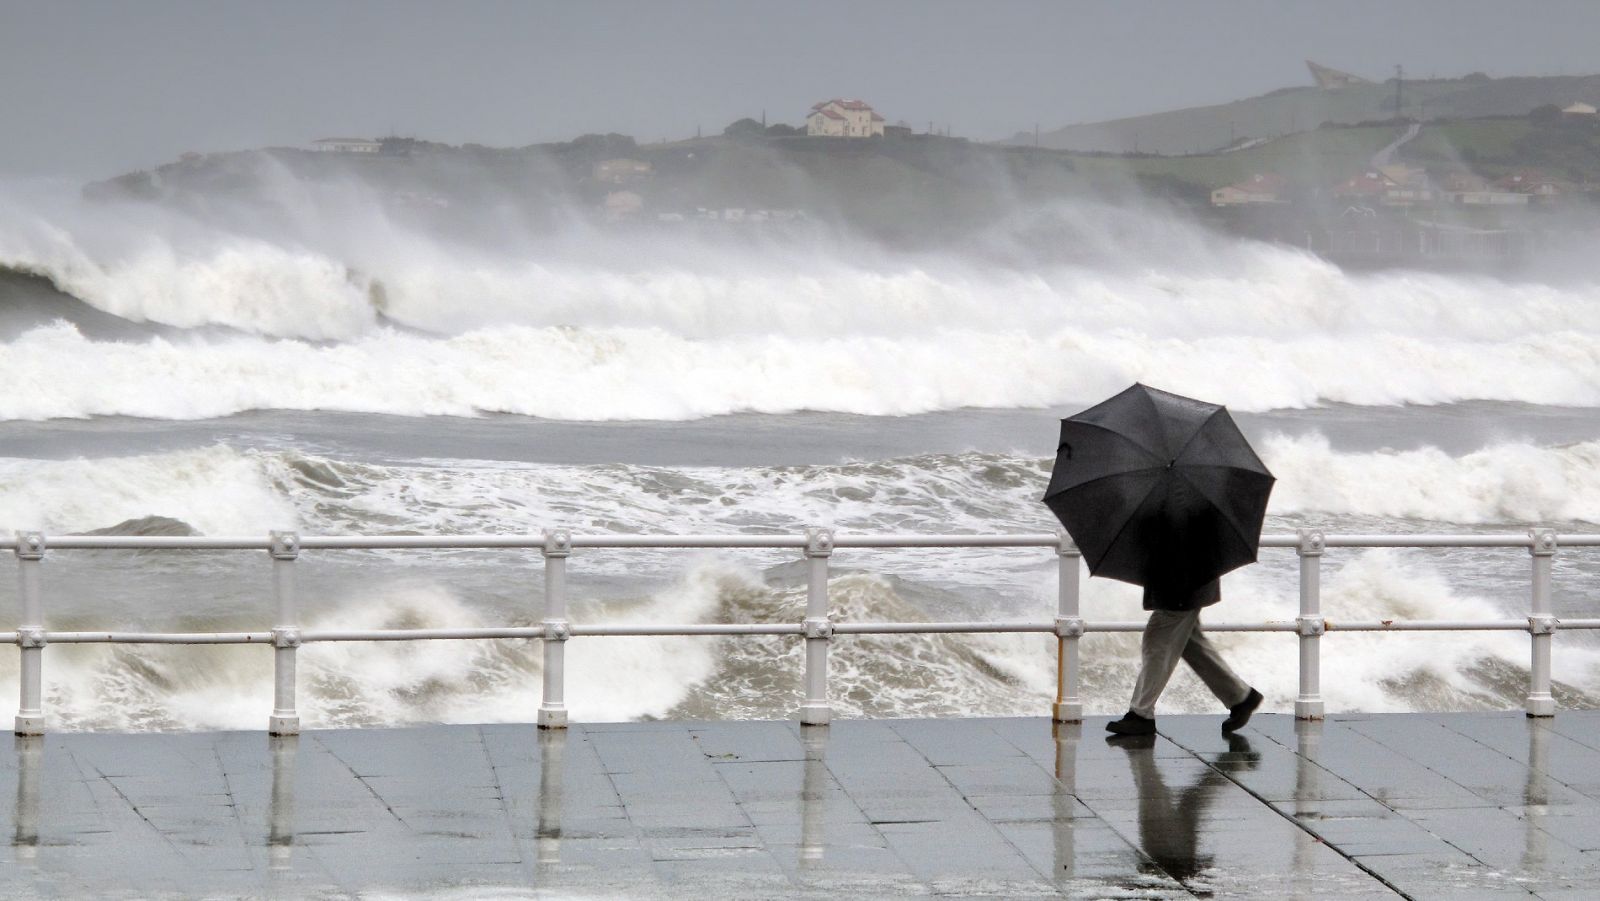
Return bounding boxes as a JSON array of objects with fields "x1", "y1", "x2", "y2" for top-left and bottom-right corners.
[
  {"x1": 1332, "y1": 169, "x2": 1433, "y2": 207},
  {"x1": 1439, "y1": 171, "x2": 1527, "y2": 206},
  {"x1": 311, "y1": 138, "x2": 382, "y2": 154},
  {"x1": 602, "y1": 190, "x2": 644, "y2": 219},
  {"x1": 1561, "y1": 102, "x2": 1597, "y2": 117},
  {"x1": 1496, "y1": 171, "x2": 1563, "y2": 197},
  {"x1": 1332, "y1": 171, "x2": 1392, "y2": 201},
  {"x1": 1211, "y1": 173, "x2": 1287, "y2": 206},
  {"x1": 806, "y1": 99, "x2": 886, "y2": 138},
  {"x1": 593, "y1": 159, "x2": 653, "y2": 184},
  {"x1": 1377, "y1": 164, "x2": 1435, "y2": 206},
  {"x1": 1306, "y1": 60, "x2": 1370, "y2": 90}
]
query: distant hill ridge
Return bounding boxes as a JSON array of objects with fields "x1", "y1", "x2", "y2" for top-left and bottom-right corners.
[{"x1": 1013, "y1": 69, "x2": 1600, "y2": 155}]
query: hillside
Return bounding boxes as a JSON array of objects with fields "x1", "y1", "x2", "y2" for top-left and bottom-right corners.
[
  {"x1": 1397, "y1": 117, "x2": 1600, "y2": 183},
  {"x1": 83, "y1": 110, "x2": 1600, "y2": 265},
  {"x1": 1016, "y1": 71, "x2": 1600, "y2": 155}
]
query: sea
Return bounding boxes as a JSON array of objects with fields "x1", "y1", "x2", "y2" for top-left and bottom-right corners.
[{"x1": 2, "y1": 170, "x2": 1600, "y2": 732}]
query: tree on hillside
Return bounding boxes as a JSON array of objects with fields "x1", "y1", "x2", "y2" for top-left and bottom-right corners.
[
  {"x1": 723, "y1": 118, "x2": 767, "y2": 139},
  {"x1": 1529, "y1": 104, "x2": 1562, "y2": 125},
  {"x1": 765, "y1": 123, "x2": 803, "y2": 137}
]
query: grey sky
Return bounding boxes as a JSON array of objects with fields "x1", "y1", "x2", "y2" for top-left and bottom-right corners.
[{"x1": 4, "y1": 0, "x2": 1599, "y2": 179}]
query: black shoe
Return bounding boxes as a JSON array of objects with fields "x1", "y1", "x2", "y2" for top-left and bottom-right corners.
[
  {"x1": 1106, "y1": 711, "x2": 1155, "y2": 736},
  {"x1": 1222, "y1": 688, "x2": 1263, "y2": 733}
]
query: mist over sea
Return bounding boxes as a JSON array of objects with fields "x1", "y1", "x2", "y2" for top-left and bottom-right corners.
[{"x1": 3, "y1": 163, "x2": 1600, "y2": 731}]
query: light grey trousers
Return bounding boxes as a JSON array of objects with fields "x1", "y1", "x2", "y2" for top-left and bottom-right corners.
[{"x1": 1130, "y1": 608, "x2": 1251, "y2": 718}]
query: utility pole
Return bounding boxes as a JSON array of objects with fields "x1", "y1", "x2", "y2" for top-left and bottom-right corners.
[
  {"x1": 1394, "y1": 64, "x2": 1404, "y2": 118},
  {"x1": 1034, "y1": 123, "x2": 1039, "y2": 146}
]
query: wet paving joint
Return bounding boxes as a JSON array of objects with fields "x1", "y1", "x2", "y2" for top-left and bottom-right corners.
[{"x1": 4, "y1": 714, "x2": 1600, "y2": 898}]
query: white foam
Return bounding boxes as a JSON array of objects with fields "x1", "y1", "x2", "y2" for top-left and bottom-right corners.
[
  {"x1": 1262, "y1": 433, "x2": 1600, "y2": 524},
  {"x1": 6, "y1": 179, "x2": 1600, "y2": 420},
  {"x1": 0, "y1": 444, "x2": 296, "y2": 534},
  {"x1": 0, "y1": 562, "x2": 736, "y2": 730},
  {"x1": 1077, "y1": 550, "x2": 1600, "y2": 715}
]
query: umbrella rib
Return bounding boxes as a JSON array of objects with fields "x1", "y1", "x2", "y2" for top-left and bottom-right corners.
[
  {"x1": 1174, "y1": 409, "x2": 1272, "y2": 474},
  {"x1": 1057, "y1": 419, "x2": 1166, "y2": 464},
  {"x1": 1173, "y1": 466, "x2": 1274, "y2": 553},
  {"x1": 1169, "y1": 407, "x2": 1225, "y2": 464},
  {"x1": 1089, "y1": 471, "x2": 1169, "y2": 574}
]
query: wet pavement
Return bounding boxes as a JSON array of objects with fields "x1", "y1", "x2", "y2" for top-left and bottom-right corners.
[{"x1": 2, "y1": 713, "x2": 1599, "y2": 898}]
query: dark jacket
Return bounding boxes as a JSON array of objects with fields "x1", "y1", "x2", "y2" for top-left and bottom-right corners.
[{"x1": 1142, "y1": 579, "x2": 1221, "y2": 612}]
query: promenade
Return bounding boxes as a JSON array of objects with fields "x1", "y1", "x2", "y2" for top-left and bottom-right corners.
[{"x1": 3, "y1": 712, "x2": 1598, "y2": 899}]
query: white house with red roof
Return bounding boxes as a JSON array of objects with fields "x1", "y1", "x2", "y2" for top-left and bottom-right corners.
[{"x1": 806, "y1": 99, "x2": 885, "y2": 138}]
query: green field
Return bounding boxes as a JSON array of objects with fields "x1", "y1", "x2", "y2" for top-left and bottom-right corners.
[
  {"x1": 1399, "y1": 118, "x2": 1600, "y2": 182},
  {"x1": 1070, "y1": 126, "x2": 1403, "y2": 191}
]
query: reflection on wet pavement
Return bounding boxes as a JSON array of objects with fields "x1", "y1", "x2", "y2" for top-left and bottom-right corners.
[{"x1": 4, "y1": 713, "x2": 1600, "y2": 897}]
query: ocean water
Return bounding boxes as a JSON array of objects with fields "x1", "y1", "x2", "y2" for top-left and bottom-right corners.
[{"x1": 3, "y1": 172, "x2": 1600, "y2": 731}]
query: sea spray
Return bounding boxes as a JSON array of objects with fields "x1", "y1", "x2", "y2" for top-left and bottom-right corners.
[
  {"x1": 7, "y1": 180, "x2": 1600, "y2": 420},
  {"x1": 7, "y1": 440, "x2": 1600, "y2": 541},
  {"x1": 1, "y1": 551, "x2": 1588, "y2": 730}
]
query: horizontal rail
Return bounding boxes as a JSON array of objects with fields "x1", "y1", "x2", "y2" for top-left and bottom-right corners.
[
  {"x1": 6, "y1": 531, "x2": 1599, "y2": 551},
  {"x1": 572, "y1": 624, "x2": 802, "y2": 636},
  {"x1": 833, "y1": 621, "x2": 1055, "y2": 634},
  {"x1": 8, "y1": 618, "x2": 1596, "y2": 646},
  {"x1": 45, "y1": 631, "x2": 274, "y2": 644},
  {"x1": 7, "y1": 527, "x2": 1600, "y2": 737},
  {"x1": 304, "y1": 627, "x2": 547, "y2": 642}
]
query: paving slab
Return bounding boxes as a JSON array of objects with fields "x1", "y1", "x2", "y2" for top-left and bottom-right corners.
[{"x1": 3, "y1": 714, "x2": 1600, "y2": 897}]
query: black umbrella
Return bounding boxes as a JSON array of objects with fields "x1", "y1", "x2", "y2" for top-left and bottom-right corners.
[{"x1": 1043, "y1": 384, "x2": 1274, "y2": 591}]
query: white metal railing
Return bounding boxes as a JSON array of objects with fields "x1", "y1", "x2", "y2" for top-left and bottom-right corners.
[{"x1": 5, "y1": 528, "x2": 1599, "y2": 735}]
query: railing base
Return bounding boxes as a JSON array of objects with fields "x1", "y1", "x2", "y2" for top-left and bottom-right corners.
[
  {"x1": 797, "y1": 703, "x2": 831, "y2": 726},
  {"x1": 268, "y1": 714, "x2": 300, "y2": 736},
  {"x1": 1051, "y1": 702, "x2": 1082, "y2": 723},
  {"x1": 1295, "y1": 700, "x2": 1325, "y2": 721},
  {"x1": 1525, "y1": 696, "x2": 1556, "y2": 718},
  {"x1": 537, "y1": 707, "x2": 568, "y2": 729},
  {"x1": 14, "y1": 714, "x2": 43, "y2": 736}
]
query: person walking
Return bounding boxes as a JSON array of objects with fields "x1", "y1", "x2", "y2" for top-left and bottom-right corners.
[
  {"x1": 1105, "y1": 578, "x2": 1262, "y2": 737},
  {"x1": 1043, "y1": 383, "x2": 1274, "y2": 739}
]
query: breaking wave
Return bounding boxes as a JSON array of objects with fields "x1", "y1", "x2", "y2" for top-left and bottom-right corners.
[
  {"x1": 0, "y1": 552, "x2": 1593, "y2": 732},
  {"x1": 5, "y1": 178, "x2": 1600, "y2": 421},
  {"x1": 5, "y1": 437, "x2": 1600, "y2": 543},
  {"x1": 3, "y1": 440, "x2": 1599, "y2": 730}
]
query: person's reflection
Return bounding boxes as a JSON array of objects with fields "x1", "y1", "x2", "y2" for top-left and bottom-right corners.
[
  {"x1": 14, "y1": 736, "x2": 41, "y2": 866},
  {"x1": 1109, "y1": 733, "x2": 1256, "y2": 893}
]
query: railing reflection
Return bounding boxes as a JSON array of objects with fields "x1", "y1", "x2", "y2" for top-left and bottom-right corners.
[
  {"x1": 268, "y1": 735, "x2": 296, "y2": 871},
  {"x1": 12, "y1": 736, "x2": 39, "y2": 865},
  {"x1": 537, "y1": 728, "x2": 565, "y2": 867},
  {"x1": 1052, "y1": 721, "x2": 1080, "y2": 886},
  {"x1": 799, "y1": 726, "x2": 828, "y2": 867},
  {"x1": 1523, "y1": 719, "x2": 1551, "y2": 872}
]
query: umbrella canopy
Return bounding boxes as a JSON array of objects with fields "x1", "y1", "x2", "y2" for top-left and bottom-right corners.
[{"x1": 1043, "y1": 384, "x2": 1274, "y2": 591}]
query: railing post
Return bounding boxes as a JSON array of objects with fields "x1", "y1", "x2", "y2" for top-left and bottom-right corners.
[
  {"x1": 798, "y1": 527, "x2": 833, "y2": 726},
  {"x1": 14, "y1": 532, "x2": 46, "y2": 736},
  {"x1": 538, "y1": 529, "x2": 572, "y2": 729},
  {"x1": 268, "y1": 531, "x2": 301, "y2": 736},
  {"x1": 1053, "y1": 531, "x2": 1083, "y2": 723},
  {"x1": 1526, "y1": 528, "x2": 1557, "y2": 717},
  {"x1": 1295, "y1": 529, "x2": 1325, "y2": 721}
]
